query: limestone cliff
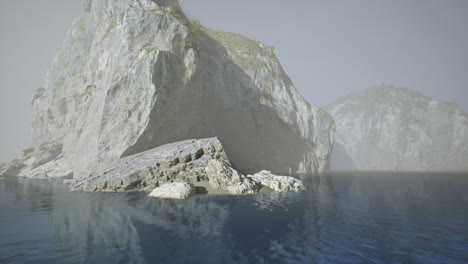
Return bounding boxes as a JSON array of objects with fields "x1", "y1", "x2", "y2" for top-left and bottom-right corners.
[
  {"x1": 325, "y1": 86, "x2": 468, "y2": 171},
  {"x1": 2, "y1": 0, "x2": 334, "y2": 178}
]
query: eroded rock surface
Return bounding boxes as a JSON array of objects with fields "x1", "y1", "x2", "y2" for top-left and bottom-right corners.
[
  {"x1": 149, "y1": 182, "x2": 195, "y2": 199},
  {"x1": 205, "y1": 160, "x2": 259, "y2": 195},
  {"x1": 70, "y1": 138, "x2": 226, "y2": 192},
  {"x1": 69, "y1": 138, "x2": 305, "y2": 197},
  {"x1": 248, "y1": 170, "x2": 305, "y2": 192}
]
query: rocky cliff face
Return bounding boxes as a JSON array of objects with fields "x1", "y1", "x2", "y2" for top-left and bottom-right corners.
[
  {"x1": 325, "y1": 86, "x2": 468, "y2": 171},
  {"x1": 2, "y1": 0, "x2": 334, "y2": 178}
]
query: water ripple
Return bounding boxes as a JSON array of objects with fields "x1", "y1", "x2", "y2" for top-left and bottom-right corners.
[{"x1": 0, "y1": 174, "x2": 468, "y2": 263}]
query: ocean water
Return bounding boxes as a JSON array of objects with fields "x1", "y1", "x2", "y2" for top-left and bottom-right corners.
[{"x1": 0, "y1": 173, "x2": 467, "y2": 264}]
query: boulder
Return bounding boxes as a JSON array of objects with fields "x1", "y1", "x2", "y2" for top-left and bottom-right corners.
[
  {"x1": 205, "y1": 160, "x2": 259, "y2": 195},
  {"x1": 248, "y1": 170, "x2": 305, "y2": 192},
  {"x1": 148, "y1": 182, "x2": 195, "y2": 199}
]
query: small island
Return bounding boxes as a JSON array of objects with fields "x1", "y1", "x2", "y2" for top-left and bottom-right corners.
[{"x1": 0, "y1": 0, "x2": 333, "y2": 198}]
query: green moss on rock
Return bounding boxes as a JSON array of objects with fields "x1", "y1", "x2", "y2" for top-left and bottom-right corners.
[
  {"x1": 203, "y1": 27, "x2": 276, "y2": 70},
  {"x1": 102, "y1": 21, "x2": 117, "y2": 41},
  {"x1": 75, "y1": 85, "x2": 95, "y2": 105},
  {"x1": 190, "y1": 20, "x2": 202, "y2": 34}
]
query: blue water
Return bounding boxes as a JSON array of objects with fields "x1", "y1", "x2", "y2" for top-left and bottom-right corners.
[{"x1": 0, "y1": 173, "x2": 467, "y2": 264}]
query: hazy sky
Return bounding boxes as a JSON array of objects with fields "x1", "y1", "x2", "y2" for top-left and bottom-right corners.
[{"x1": 0, "y1": 0, "x2": 467, "y2": 163}]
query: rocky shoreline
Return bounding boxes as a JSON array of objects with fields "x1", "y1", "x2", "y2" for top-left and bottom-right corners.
[{"x1": 68, "y1": 138, "x2": 304, "y2": 199}]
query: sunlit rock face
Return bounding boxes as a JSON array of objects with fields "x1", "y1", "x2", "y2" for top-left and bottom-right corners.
[
  {"x1": 325, "y1": 86, "x2": 468, "y2": 171},
  {"x1": 20, "y1": 0, "x2": 335, "y2": 177}
]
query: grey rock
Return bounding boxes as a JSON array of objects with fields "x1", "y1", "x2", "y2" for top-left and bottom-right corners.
[
  {"x1": 325, "y1": 86, "x2": 468, "y2": 171},
  {"x1": 0, "y1": 142, "x2": 73, "y2": 179},
  {"x1": 70, "y1": 138, "x2": 226, "y2": 192},
  {"x1": 69, "y1": 137, "x2": 306, "y2": 196},
  {"x1": 1, "y1": 0, "x2": 334, "y2": 179},
  {"x1": 149, "y1": 182, "x2": 195, "y2": 199},
  {"x1": 205, "y1": 160, "x2": 259, "y2": 195},
  {"x1": 248, "y1": 170, "x2": 305, "y2": 192}
]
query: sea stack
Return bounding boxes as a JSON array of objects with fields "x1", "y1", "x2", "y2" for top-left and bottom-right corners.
[{"x1": 1, "y1": 0, "x2": 334, "y2": 179}]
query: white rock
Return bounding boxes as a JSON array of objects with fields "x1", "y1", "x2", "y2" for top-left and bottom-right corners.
[
  {"x1": 148, "y1": 182, "x2": 195, "y2": 199},
  {"x1": 325, "y1": 86, "x2": 468, "y2": 171},
  {"x1": 10, "y1": 0, "x2": 334, "y2": 179},
  {"x1": 205, "y1": 160, "x2": 259, "y2": 195},
  {"x1": 248, "y1": 170, "x2": 305, "y2": 192}
]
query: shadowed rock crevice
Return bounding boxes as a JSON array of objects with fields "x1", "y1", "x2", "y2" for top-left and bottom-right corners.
[{"x1": 121, "y1": 30, "x2": 313, "y2": 175}]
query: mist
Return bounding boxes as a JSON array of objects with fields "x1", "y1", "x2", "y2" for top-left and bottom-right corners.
[
  {"x1": 1, "y1": 0, "x2": 467, "y2": 165},
  {"x1": 1, "y1": 1, "x2": 468, "y2": 262}
]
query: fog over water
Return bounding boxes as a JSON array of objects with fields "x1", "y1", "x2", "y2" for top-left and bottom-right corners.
[{"x1": 1, "y1": 0, "x2": 467, "y2": 163}]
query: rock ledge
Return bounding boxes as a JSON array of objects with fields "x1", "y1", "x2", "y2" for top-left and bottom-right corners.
[{"x1": 69, "y1": 137, "x2": 305, "y2": 198}]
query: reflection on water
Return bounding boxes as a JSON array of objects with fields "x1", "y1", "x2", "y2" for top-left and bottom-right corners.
[{"x1": 0, "y1": 173, "x2": 467, "y2": 264}]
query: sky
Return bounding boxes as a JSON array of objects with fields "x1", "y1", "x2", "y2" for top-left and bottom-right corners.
[{"x1": 0, "y1": 0, "x2": 467, "y2": 163}]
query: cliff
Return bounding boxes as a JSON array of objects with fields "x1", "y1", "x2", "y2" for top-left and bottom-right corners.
[
  {"x1": 325, "y1": 86, "x2": 468, "y2": 171},
  {"x1": 1, "y1": 0, "x2": 334, "y2": 178}
]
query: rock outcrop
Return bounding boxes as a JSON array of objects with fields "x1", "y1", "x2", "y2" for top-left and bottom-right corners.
[
  {"x1": 70, "y1": 138, "x2": 226, "y2": 192},
  {"x1": 205, "y1": 160, "x2": 259, "y2": 195},
  {"x1": 149, "y1": 182, "x2": 195, "y2": 199},
  {"x1": 1, "y1": 0, "x2": 334, "y2": 179},
  {"x1": 0, "y1": 142, "x2": 73, "y2": 178},
  {"x1": 69, "y1": 138, "x2": 305, "y2": 197},
  {"x1": 325, "y1": 86, "x2": 468, "y2": 171},
  {"x1": 248, "y1": 170, "x2": 305, "y2": 192}
]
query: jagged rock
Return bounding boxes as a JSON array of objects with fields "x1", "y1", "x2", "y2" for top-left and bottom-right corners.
[
  {"x1": 205, "y1": 160, "x2": 259, "y2": 195},
  {"x1": 148, "y1": 182, "x2": 195, "y2": 199},
  {"x1": 69, "y1": 137, "x2": 305, "y2": 196},
  {"x1": 248, "y1": 170, "x2": 305, "y2": 192},
  {"x1": 325, "y1": 86, "x2": 468, "y2": 171},
  {"x1": 70, "y1": 138, "x2": 226, "y2": 192},
  {"x1": 0, "y1": 0, "x2": 334, "y2": 179}
]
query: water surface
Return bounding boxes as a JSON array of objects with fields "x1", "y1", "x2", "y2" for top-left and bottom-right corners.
[{"x1": 0, "y1": 173, "x2": 467, "y2": 264}]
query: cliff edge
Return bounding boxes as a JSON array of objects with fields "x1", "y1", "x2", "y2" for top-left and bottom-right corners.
[{"x1": 1, "y1": 0, "x2": 334, "y2": 178}]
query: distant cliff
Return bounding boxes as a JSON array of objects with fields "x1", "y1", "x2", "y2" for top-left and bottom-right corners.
[
  {"x1": 325, "y1": 86, "x2": 468, "y2": 171},
  {"x1": 1, "y1": 0, "x2": 334, "y2": 178}
]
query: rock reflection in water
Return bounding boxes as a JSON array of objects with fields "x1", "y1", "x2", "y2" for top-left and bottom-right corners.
[
  {"x1": 46, "y1": 175, "x2": 338, "y2": 264},
  {"x1": 51, "y1": 192, "x2": 232, "y2": 263},
  {"x1": 2, "y1": 173, "x2": 467, "y2": 264}
]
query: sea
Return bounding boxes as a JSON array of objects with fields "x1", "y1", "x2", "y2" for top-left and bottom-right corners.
[{"x1": 0, "y1": 172, "x2": 467, "y2": 264}]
